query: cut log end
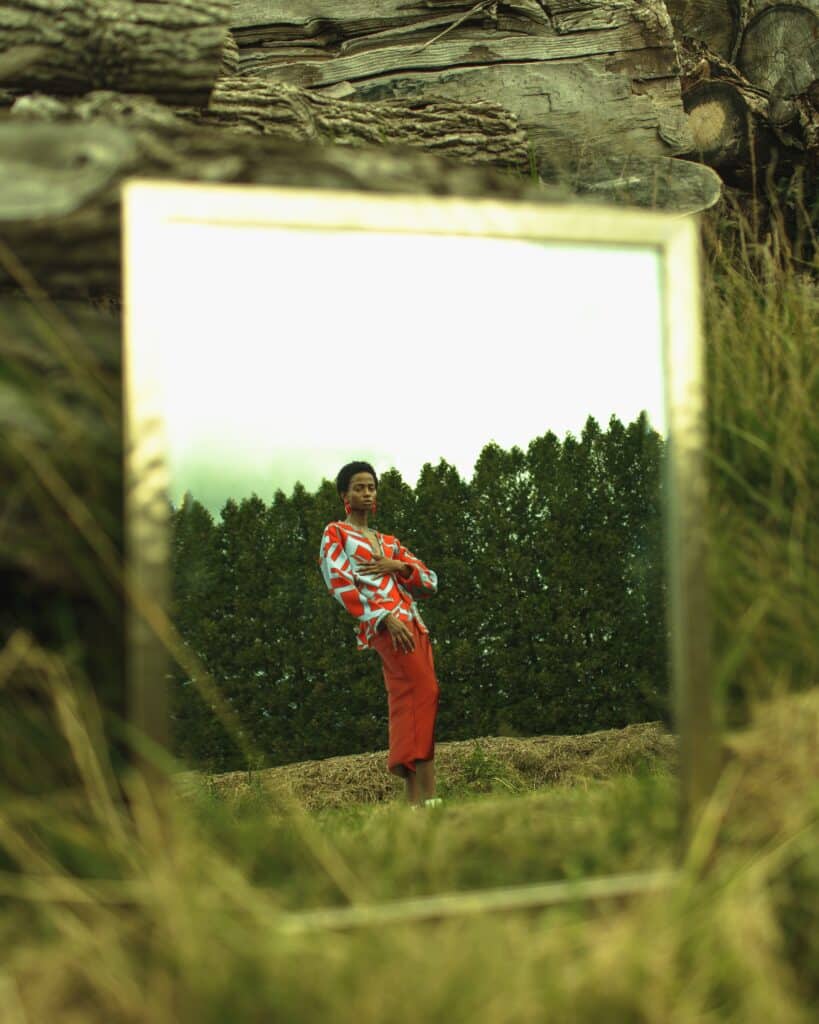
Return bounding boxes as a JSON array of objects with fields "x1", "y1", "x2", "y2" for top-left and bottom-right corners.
[
  {"x1": 737, "y1": 5, "x2": 819, "y2": 99},
  {"x1": 684, "y1": 82, "x2": 750, "y2": 165}
]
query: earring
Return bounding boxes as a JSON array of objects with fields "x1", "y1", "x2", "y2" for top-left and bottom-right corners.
[
  {"x1": 371, "y1": 499, "x2": 377, "y2": 516},
  {"x1": 344, "y1": 499, "x2": 351, "y2": 515}
]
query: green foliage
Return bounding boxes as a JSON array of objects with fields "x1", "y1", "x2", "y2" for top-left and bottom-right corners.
[
  {"x1": 168, "y1": 416, "x2": 669, "y2": 771},
  {"x1": 461, "y1": 740, "x2": 502, "y2": 791}
]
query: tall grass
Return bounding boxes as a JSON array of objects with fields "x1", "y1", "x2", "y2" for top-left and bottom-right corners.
[
  {"x1": 700, "y1": 186, "x2": 819, "y2": 724},
  {"x1": 1, "y1": 195, "x2": 818, "y2": 1022}
]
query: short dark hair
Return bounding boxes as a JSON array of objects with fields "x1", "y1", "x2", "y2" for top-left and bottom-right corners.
[{"x1": 336, "y1": 461, "x2": 378, "y2": 496}]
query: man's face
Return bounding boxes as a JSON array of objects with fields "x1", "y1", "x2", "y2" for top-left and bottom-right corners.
[{"x1": 344, "y1": 472, "x2": 377, "y2": 512}]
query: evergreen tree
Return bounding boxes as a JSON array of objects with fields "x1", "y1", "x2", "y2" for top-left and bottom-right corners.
[
  {"x1": 168, "y1": 416, "x2": 670, "y2": 769},
  {"x1": 202, "y1": 494, "x2": 274, "y2": 770},
  {"x1": 603, "y1": 412, "x2": 669, "y2": 725},
  {"x1": 514, "y1": 429, "x2": 565, "y2": 733},
  {"x1": 411, "y1": 459, "x2": 478, "y2": 739},
  {"x1": 167, "y1": 492, "x2": 233, "y2": 771},
  {"x1": 467, "y1": 441, "x2": 535, "y2": 736}
]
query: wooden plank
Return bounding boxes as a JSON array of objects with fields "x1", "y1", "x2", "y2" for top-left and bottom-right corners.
[
  {"x1": 237, "y1": 25, "x2": 656, "y2": 85},
  {"x1": 230, "y1": 0, "x2": 480, "y2": 37}
]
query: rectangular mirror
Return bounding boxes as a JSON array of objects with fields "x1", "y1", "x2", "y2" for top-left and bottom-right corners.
[{"x1": 122, "y1": 180, "x2": 716, "y2": 916}]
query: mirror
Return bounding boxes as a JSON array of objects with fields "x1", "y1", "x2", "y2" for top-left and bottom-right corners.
[{"x1": 122, "y1": 181, "x2": 716, "y2": 913}]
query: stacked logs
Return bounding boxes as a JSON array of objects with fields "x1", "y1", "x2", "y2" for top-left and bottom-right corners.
[
  {"x1": 0, "y1": 0, "x2": 734, "y2": 304},
  {"x1": 224, "y1": 0, "x2": 727, "y2": 213},
  {"x1": 0, "y1": 1, "x2": 815, "y2": 300},
  {"x1": 0, "y1": 0, "x2": 582, "y2": 301},
  {"x1": 667, "y1": 1, "x2": 818, "y2": 184}
]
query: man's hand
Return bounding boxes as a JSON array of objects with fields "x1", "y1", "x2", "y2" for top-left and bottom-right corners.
[
  {"x1": 384, "y1": 612, "x2": 416, "y2": 652},
  {"x1": 359, "y1": 556, "x2": 410, "y2": 578}
]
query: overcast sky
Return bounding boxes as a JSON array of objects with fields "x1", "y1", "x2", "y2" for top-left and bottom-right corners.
[{"x1": 137, "y1": 225, "x2": 666, "y2": 520}]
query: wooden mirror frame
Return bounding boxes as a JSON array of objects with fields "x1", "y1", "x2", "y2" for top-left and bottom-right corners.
[{"x1": 122, "y1": 180, "x2": 719, "y2": 931}]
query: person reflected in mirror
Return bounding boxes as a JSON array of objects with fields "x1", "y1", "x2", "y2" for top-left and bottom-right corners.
[{"x1": 318, "y1": 461, "x2": 442, "y2": 809}]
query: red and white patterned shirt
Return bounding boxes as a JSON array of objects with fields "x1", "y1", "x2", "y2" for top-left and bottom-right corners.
[{"x1": 318, "y1": 521, "x2": 438, "y2": 651}]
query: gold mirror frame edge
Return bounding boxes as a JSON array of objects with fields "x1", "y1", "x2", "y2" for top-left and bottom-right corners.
[
  {"x1": 275, "y1": 869, "x2": 678, "y2": 936},
  {"x1": 122, "y1": 179, "x2": 718, "y2": 917}
]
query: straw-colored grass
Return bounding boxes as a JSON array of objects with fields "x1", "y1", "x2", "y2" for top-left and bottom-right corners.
[
  {"x1": 172, "y1": 720, "x2": 676, "y2": 812},
  {"x1": 1, "y1": 672, "x2": 817, "y2": 1023}
]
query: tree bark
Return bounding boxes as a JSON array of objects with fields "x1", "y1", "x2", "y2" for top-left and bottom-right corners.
[
  {"x1": 0, "y1": 0, "x2": 232, "y2": 105},
  {"x1": 182, "y1": 74, "x2": 533, "y2": 175},
  {"x1": 228, "y1": 0, "x2": 695, "y2": 179}
]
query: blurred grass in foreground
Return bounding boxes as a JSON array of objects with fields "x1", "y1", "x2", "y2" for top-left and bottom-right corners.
[
  {"x1": 0, "y1": 656, "x2": 816, "y2": 1022},
  {"x1": 1, "y1": 190, "x2": 818, "y2": 1021}
]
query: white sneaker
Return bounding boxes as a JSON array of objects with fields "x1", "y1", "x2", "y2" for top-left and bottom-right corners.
[{"x1": 422, "y1": 797, "x2": 443, "y2": 808}]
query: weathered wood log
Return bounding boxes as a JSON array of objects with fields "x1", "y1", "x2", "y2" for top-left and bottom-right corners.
[
  {"x1": 677, "y1": 34, "x2": 817, "y2": 180},
  {"x1": 229, "y1": 0, "x2": 695, "y2": 180},
  {"x1": 10, "y1": 82, "x2": 533, "y2": 176},
  {"x1": 665, "y1": 1, "x2": 743, "y2": 61},
  {"x1": 570, "y1": 153, "x2": 722, "y2": 210},
  {"x1": 0, "y1": 0, "x2": 232, "y2": 105},
  {"x1": 0, "y1": 113, "x2": 560, "y2": 300},
  {"x1": 736, "y1": 3, "x2": 819, "y2": 100},
  {"x1": 740, "y1": 0, "x2": 819, "y2": 27},
  {"x1": 181, "y1": 74, "x2": 533, "y2": 174},
  {"x1": 682, "y1": 78, "x2": 774, "y2": 170},
  {"x1": 4, "y1": 84, "x2": 722, "y2": 241},
  {"x1": 195, "y1": 77, "x2": 722, "y2": 209},
  {"x1": 665, "y1": 0, "x2": 818, "y2": 65}
]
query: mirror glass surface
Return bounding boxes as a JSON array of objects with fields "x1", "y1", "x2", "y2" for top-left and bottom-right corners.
[
  {"x1": 124, "y1": 182, "x2": 682, "y2": 892},
  {"x1": 147, "y1": 228, "x2": 665, "y2": 510}
]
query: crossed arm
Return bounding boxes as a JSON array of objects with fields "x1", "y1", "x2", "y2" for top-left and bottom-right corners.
[{"x1": 358, "y1": 555, "x2": 413, "y2": 580}]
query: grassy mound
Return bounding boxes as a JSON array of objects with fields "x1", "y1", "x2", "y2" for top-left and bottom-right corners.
[{"x1": 171, "y1": 719, "x2": 677, "y2": 811}]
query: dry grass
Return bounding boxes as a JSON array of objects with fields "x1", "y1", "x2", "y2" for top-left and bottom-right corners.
[
  {"x1": 719, "y1": 688, "x2": 819, "y2": 848},
  {"x1": 2, "y1": 684, "x2": 816, "y2": 1024},
  {"x1": 171, "y1": 720, "x2": 677, "y2": 812}
]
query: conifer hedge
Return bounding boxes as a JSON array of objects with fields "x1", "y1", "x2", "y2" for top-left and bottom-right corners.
[{"x1": 168, "y1": 413, "x2": 668, "y2": 772}]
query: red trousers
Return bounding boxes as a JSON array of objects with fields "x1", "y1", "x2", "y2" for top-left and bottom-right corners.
[{"x1": 372, "y1": 619, "x2": 440, "y2": 777}]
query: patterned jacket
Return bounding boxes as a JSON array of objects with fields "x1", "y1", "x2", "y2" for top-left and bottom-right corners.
[{"x1": 318, "y1": 521, "x2": 437, "y2": 651}]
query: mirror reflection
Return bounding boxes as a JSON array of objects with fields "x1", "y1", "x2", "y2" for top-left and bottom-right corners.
[{"x1": 144, "y1": 215, "x2": 670, "y2": 819}]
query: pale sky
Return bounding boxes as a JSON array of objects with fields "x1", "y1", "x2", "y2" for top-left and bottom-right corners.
[{"x1": 139, "y1": 225, "x2": 666, "y2": 519}]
